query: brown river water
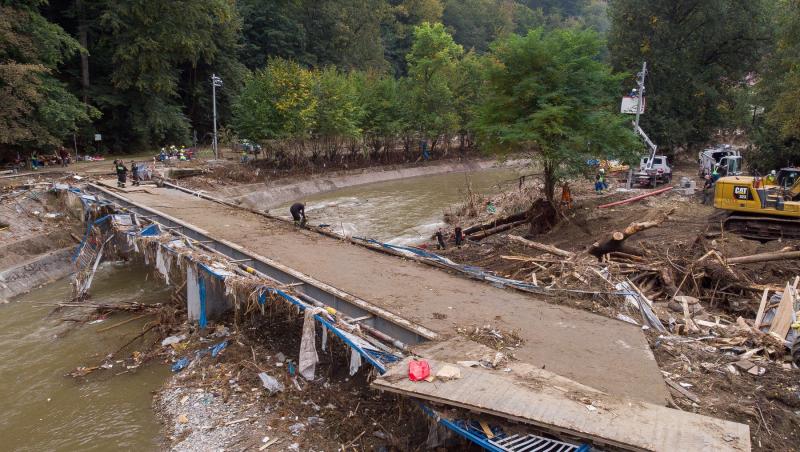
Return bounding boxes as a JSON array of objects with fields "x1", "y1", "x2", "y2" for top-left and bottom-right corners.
[
  {"x1": 0, "y1": 261, "x2": 170, "y2": 451},
  {"x1": 276, "y1": 166, "x2": 523, "y2": 245},
  {"x1": 1, "y1": 166, "x2": 521, "y2": 450}
]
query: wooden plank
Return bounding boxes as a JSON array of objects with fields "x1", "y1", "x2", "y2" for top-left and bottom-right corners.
[
  {"x1": 665, "y1": 379, "x2": 701, "y2": 404},
  {"x1": 373, "y1": 357, "x2": 750, "y2": 452},
  {"x1": 682, "y1": 298, "x2": 700, "y2": 333},
  {"x1": 753, "y1": 289, "x2": 770, "y2": 331},
  {"x1": 768, "y1": 283, "x2": 795, "y2": 339},
  {"x1": 508, "y1": 235, "x2": 575, "y2": 258}
]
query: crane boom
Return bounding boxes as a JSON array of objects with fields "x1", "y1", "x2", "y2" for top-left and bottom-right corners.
[{"x1": 634, "y1": 123, "x2": 658, "y2": 170}]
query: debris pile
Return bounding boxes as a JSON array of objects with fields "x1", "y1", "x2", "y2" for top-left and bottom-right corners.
[{"x1": 437, "y1": 163, "x2": 800, "y2": 449}]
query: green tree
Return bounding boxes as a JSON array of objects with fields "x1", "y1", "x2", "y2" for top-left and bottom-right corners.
[
  {"x1": 312, "y1": 67, "x2": 363, "y2": 160},
  {"x1": 232, "y1": 58, "x2": 316, "y2": 142},
  {"x1": 580, "y1": 0, "x2": 610, "y2": 34},
  {"x1": 404, "y1": 22, "x2": 463, "y2": 151},
  {"x1": 474, "y1": 27, "x2": 640, "y2": 206},
  {"x1": 451, "y1": 50, "x2": 485, "y2": 150},
  {"x1": 442, "y1": 0, "x2": 516, "y2": 52},
  {"x1": 608, "y1": 0, "x2": 770, "y2": 152},
  {"x1": 357, "y1": 72, "x2": 406, "y2": 155},
  {"x1": 239, "y1": 0, "x2": 390, "y2": 72},
  {"x1": 238, "y1": 0, "x2": 310, "y2": 69},
  {"x1": 522, "y1": 0, "x2": 588, "y2": 16},
  {"x1": 0, "y1": 1, "x2": 94, "y2": 152},
  {"x1": 303, "y1": 0, "x2": 388, "y2": 71},
  {"x1": 763, "y1": 1, "x2": 800, "y2": 144},
  {"x1": 748, "y1": 0, "x2": 800, "y2": 171},
  {"x1": 383, "y1": 0, "x2": 444, "y2": 74},
  {"x1": 98, "y1": 0, "x2": 245, "y2": 147}
]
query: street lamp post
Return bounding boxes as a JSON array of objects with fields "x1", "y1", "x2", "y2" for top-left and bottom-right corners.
[{"x1": 211, "y1": 74, "x2": 223, "y2": 159}]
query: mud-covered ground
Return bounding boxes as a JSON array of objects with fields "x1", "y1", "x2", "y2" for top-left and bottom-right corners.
[{"x1": 0, "y1": 184, "x2": 81, "y2": 271}]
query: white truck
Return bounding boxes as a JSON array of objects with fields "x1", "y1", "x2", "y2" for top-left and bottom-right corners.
[
  {"x1": 632, "y1": 123, "x2": 672, "y2": 187},
  {"x1": 698, "y1": 145, "x2": 742, "y2": 177},
  {"x1": 635, "y1": 155, "x2": 672, "y2": 186}
]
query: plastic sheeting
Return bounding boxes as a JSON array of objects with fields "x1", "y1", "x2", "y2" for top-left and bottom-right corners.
[
  {"x1": 354, "y1": 237, "x2": 547, "y2": 294},
  {"x1": 187, "y1": 265, "x2": 201, "y2": 322},
  {"x1": 349, "y1": 348, "x2": 362, "y2": 376},
  {"x1": 299, "y1": 307, "x2": 325, "y2": 380},
  {"x1": 155, "y1": 247, "x2": 170, "y2": 285}
]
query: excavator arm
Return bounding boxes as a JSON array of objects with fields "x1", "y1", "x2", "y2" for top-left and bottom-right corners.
[{"x1": 787, "y1": 177, "x2": 800, "y2": 201}]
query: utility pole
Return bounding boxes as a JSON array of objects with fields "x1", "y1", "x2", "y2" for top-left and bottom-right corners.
[
  {"x1": 635, "y1": 61, "x2": 647, "y2": 129},
  {"x1": 211, "y1": 74, "x2": 223, "y2": 159}
]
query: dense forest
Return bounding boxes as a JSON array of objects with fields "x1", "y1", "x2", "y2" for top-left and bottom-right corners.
[{"x1": 1, "y1": 0, "x2": 799, "y2": 173}]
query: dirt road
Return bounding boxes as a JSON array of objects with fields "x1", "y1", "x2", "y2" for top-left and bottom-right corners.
[{"x1": 105, "y1": 182, "x2": 669, "y2": 405}]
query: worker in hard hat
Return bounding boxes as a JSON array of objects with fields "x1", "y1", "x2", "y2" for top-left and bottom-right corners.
[
  {"x1": 595, "y1": 168, "x2": 607, "y2": 193},
  {"x1": 765, "y1": 170, "x2": 777, "y2": 186}
]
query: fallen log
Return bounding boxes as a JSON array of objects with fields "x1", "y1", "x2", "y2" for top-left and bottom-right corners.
[
  {"x1": 727, "y1": 250, "x2": 800, "y2": 265},
  {"x1": 597, "y1": 186, "x2": 673, "y2": 209},
  {"x1": 469, "y1": 219, "x2": 529, "y2": 241},
  {"x1": 508, "y1": 235, "x2": 575, "y2": 258},
  {"x1": 463, "y1": 211, "x2": 527, "y2": 236},
  {"x1": 588, "y1": 208, "x2": 674, "y2": 259}
]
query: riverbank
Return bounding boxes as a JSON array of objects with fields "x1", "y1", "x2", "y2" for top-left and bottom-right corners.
[
  {"x1": 180, "y1": 157, "x2": 503, "y2": 210},
  {"x1": 0, "y1": 184, "x2": 82, "y2": 301}
]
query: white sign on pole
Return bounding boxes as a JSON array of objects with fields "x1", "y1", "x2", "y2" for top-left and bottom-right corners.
[
  {"x1": 94, "y1": 134, "x2": 102, "y2": 141},
  {"x1": 620, "y1": 96, "x2": 645, "y2": 115}
]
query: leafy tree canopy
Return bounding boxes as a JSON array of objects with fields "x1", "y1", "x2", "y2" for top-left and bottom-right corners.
[
  {"x1": 474, "y1": 26, "x2": 641, "y2": 202},
  {"x1": 403, "y1": 22, "x2": 463, "y2": 146},
  {"x1": 608, "y1": 0, "x2": 770, "y2": 152},
  {"x1": 0, "y1": 1, "x2": 94, "y2": 150},
  {"x1": 233, "y1": 58, "x2": 316, "y2": 142}
]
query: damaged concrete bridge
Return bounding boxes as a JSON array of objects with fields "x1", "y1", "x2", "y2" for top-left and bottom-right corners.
[{"x1": 80, "y1": 180, "x2": 750, "y2": 451}]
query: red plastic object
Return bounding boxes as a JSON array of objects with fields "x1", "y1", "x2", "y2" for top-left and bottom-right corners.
[
  {"x1": 598, "y1": 186, "x2": 673, "y2": 209},
  {"x1": 408, "y1": 359, "x2": 430, "y2": 381}
]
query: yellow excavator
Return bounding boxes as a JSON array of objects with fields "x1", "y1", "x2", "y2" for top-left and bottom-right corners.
[{"x1": 713, "y1": 168, "x2": 800, "y2": 240}]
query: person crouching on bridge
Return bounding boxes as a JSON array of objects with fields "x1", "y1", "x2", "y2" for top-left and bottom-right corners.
[
  {"x1": 114, "y1": 160, "x2": 128, "y2": 188},
  {"x1": 290, "y1": 202, "x2": 306, "y2": 227}
]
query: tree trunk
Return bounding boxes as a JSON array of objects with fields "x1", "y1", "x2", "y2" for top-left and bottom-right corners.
[
  {"x1": 527, "y1": 161, "x2": 558, "y2": 236},
  {"x1": 463, "y1": 211, "x2": 528, "y2": 235},
  {"x1": 543, "y1": 160, "x2": 557, "y2": 205},
  {"x1": 508, "y1": 235, "x2": 574, "y2": 258},
  {"x1": 727, "y1": 250, "x2": 800, "y2": 265},
  {"x1": 588, "y1": 209, "x2": 675, "y2": 259}
]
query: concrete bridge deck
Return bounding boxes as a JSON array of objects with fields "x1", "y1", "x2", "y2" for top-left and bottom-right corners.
[{"x1": 96, "y1": 181, "x2": 668, "y2": 405}]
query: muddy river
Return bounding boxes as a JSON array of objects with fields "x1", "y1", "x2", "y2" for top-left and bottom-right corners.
[
  {"x1": 0, "y1": 262, "x2": 170, "y2": 451},
  {"x1": 277, "y1": 165, "x2": 523, "y2": 244}
]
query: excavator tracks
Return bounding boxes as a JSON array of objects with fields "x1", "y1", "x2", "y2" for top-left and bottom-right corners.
[{"x1": 723, "y1": 214, "x2": 800, "y2": 241}]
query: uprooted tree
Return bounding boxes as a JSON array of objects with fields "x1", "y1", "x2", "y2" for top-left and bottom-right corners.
[{"x1": 473, "y1": 26, "x2": 642, "y2": 234}]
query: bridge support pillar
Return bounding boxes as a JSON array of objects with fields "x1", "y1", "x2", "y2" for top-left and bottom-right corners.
[{"x1": 187, "y1": 265, "x2": 231, "y2": 328}]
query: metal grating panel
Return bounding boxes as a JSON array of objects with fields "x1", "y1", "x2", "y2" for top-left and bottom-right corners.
[{"x1": 491, "y1": 432, "x2": 582, "y2": 452}]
